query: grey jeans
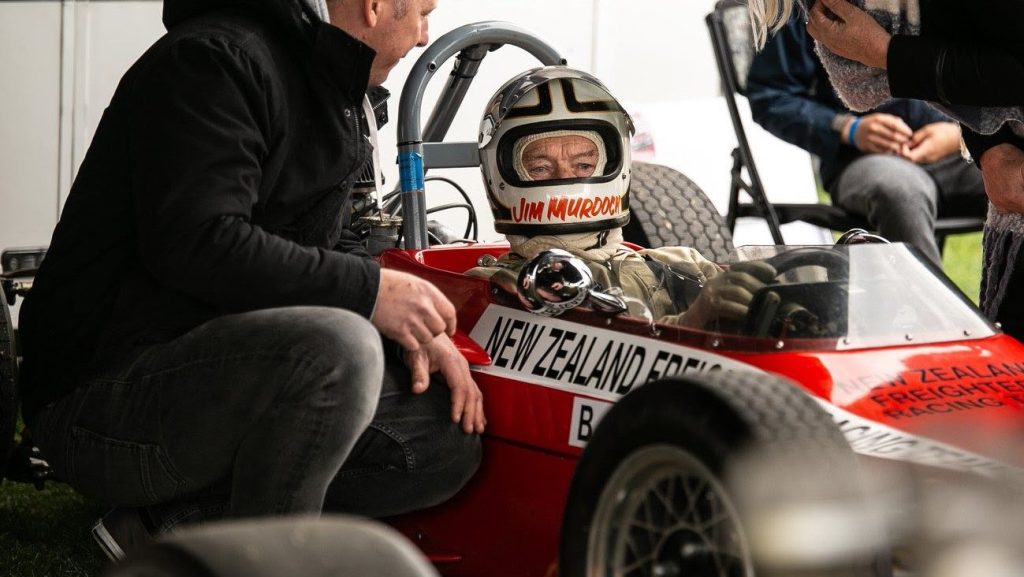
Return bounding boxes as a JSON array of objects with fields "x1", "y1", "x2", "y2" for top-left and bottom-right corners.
[
  {"x1": 831, "y1": 154, "x2": 987, "y2": 264},
  {"x1": 31, "y1": 307, "x2": 481, "y2": 530}
]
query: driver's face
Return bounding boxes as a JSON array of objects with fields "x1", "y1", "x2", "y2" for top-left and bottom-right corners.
[{"x1": 521, "y1": 135, "x2": 599, "y2": 180}]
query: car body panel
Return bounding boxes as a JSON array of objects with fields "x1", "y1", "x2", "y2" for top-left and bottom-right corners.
[{"x1": 382, "y1": 244, "x2": 1024, "y2": 577}]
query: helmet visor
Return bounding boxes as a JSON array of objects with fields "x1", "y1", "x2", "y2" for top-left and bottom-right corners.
[
  {"x1": 497, "y1": 120, "x2": 624, "y2": 188},
  {"x1": 512, "y1": 130, "x2": 607, "y2": 182}
]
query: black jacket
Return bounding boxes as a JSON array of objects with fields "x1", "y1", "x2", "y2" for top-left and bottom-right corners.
[
  {"x1": 20, "y1": 0, "x2": 381, "y2": 418},
  {"x1": 886, "y1": 0, "x2": 1024, "y2": 161}
]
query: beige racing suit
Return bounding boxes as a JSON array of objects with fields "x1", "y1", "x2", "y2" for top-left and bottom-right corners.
[{"x1": 467, "y1": 245, "x2": 723, "y2": 325}]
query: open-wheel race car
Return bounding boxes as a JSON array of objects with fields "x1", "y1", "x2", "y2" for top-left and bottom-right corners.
[
  {"x1": 3, "y1": 20, "x2": 1024, "y2": 577},
  {"x1": 371, "y1": 21, "x2": 1024, "y2": 577},
  {"x1": 382, "y1": 238, "x2": 1024, "y2": 577}
]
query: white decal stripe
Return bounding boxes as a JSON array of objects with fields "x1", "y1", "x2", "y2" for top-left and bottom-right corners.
[
  {"x1": 469, "y1": 304, "x2": 762, "y2": 401},
  {"x1": 469, "y1": 303, "x2": 1019, "y2": 476},
  {"x1": 816, "y1": 399, "x2": 1021, "y2": 477}
]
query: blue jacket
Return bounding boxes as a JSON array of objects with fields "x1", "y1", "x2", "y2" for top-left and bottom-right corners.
[{"x1": 746, "y1": 17, "x2": 950, "y2": 189}]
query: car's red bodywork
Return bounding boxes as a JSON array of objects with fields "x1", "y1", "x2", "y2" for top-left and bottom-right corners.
[{"x1": 380, "y1": 244, "x2": 1024, "y2": 577}]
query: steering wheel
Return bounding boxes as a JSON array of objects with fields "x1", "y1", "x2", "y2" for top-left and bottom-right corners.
[
  {"x1": 764, "y1": 247, "x2": 850, "y2": 281},
  {"x1": 745, "y1": 247, "x2": 850, "y2": 337}
]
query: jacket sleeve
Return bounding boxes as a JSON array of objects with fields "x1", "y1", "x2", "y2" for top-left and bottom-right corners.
[
  {"x1": 962, "y1": 125, "x2": 1024, "y2": 168},
  {"x1": 746, "y1": 20, "x2": 845, "y2": 160},
  {"x1": 126, "y1": 37, "x2": 380, "y2": 317},
  {"x1": 887, "y1": 0, "x2": 1024, "y2": 106},
  {"x1": 888, "y1": 36, "x2": 1024, "y2": 106}
]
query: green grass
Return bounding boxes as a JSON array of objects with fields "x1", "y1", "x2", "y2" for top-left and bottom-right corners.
[
  {"x1": 0, "y1": 481, "x2": 105, "y2": 577},
  {"x1": 0, "y1": 233, "x2": 985, "y2": 577},
  {"x1": 942, "y1": 231, "x2": 983, "y2": 304}
]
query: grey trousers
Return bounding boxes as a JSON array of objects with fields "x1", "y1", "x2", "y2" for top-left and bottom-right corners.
[
  {"x1": 31, "y1": 307, "x2": 481, "y2": 529},
  {"x1": 831, "y1": 154, "x2": 987, "y2": 264}
]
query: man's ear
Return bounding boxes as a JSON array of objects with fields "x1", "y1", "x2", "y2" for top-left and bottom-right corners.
[{"x1": 363, "y1": 0, "x2": 382, "y2": 28}]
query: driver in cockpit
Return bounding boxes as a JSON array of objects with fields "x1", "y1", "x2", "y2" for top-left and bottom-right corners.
[{"x1": 466, "y1": 66, "x2": 777, "y2": 328}]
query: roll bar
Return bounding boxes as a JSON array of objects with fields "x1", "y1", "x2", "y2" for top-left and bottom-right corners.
[{"x1": 395, "y1": 21, "x2": 566, "y2": 249}]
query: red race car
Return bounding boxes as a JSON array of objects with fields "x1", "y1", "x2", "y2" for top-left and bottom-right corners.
[
  {"x1": 380, "y1": 240, "x2": 1024, "y2": 577},
  {"x1": 377, "y1": 22, "x2": 1024, "y2": 577}
]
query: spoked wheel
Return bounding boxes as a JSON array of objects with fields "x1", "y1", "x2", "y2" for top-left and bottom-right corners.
[
  {"x1": 560, "y1": 372, "x2": 887, "y2": 577},
  {"x1": 588, "y1": 444, "x2": 752, "y2": 577}
]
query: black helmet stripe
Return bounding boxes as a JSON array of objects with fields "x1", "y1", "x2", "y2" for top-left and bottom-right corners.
[
  {"x1": 506, "y1": 83, "x2": 554, "y2": 119},
  {"x1": 560, "y1": 79, "x2": 616, "y2": 113}
]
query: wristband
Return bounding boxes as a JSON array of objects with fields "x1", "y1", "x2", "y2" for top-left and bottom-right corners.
[{"x1": 847, "y1": 117, "x2": 862, "y2": 146}]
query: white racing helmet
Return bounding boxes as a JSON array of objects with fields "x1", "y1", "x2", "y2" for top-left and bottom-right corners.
[{"x1": 479, "y1": 67, "x2": 634, "y2": 236}]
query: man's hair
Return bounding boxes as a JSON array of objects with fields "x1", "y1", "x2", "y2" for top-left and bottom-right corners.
[
  {"x1": 747, "y1": 0, "x2": 798, "y2": 50},
  {"x1": 326, "y1": 0, "x2": 410, "y2": 19}
]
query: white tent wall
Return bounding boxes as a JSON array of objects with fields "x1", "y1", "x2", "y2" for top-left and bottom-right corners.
[
  {"x1": 0, "y1": 0, "x2": 827, "y2": 258},
  {"x1": 0, "y1": 2, "x2": 63, "y2": 252}
]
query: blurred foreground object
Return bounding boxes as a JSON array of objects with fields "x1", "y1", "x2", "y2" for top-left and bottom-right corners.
[{"x1": 103, "y1": 515, "x2": 439, "y2": 577}]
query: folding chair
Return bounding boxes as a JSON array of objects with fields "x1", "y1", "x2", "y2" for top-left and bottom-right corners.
[{"x1": 705, "y1": 0, "x2": 984, "y2": 250}]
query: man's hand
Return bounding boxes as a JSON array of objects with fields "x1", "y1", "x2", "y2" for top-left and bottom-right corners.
[
  {"x1": 845, "y1": 113, "x2": 912, "y2": 155},
  {"x1": 372, "y1": 269, "x2": 456, "y2": 352},
  {"x1": 807, "y1": 0, "x2": 891, "y2": 70},
  {"x1": 403, "y1": 335, "x2": 486, "y2": 434},
  {"x1": 980, "y1": 144, "x2": 1024, "y2": 214},
  {"x1": 680, "y1": 261, "x2": 777, "y2": 329},
  {"x1": 903, "y1": 122, "x2": 961, "y2": 164}
]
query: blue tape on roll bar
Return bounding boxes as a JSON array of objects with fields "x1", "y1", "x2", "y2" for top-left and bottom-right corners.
[{"x1": 399, "y1": 152, "x2": 425, "y2": 192}]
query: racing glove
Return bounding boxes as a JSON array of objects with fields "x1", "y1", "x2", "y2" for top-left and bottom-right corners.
[{"x1": 677, "y1": 260, "x2": 777, "y2": 330}]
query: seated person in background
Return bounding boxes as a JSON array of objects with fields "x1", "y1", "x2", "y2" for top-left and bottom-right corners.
[
  {"x1": 746, "y1": 15, "x2": 987, "y2": 266},
  {"x1": 468, "y1": 67, "x2": 776, "y2": 329}
]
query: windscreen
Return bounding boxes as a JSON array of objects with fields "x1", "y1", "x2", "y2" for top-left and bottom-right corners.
[{"x1": 645, "y1": 243, "x2": 996, "y2": 349}]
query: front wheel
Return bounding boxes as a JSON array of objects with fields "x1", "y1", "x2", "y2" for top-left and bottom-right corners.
[
  {"x1": 586, "y1": 442, "x2": 751, "y2": 577},
  {"x1": 559, "y1": 372, "x2": 886, "y2": 577}
]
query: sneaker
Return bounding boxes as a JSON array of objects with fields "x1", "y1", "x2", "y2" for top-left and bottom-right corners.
[{"x1": 91, "y1": 507, "x2": 156, "y2": 562}]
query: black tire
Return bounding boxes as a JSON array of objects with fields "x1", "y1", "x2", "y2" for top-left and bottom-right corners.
[
  {"x1": 559, "y1": 372, "x2": 885, "y2": 577},
  {"x1": 623, "y1": 162, "x2": 734, "y2": 262},
  {"x1": 0, "y1": 283, "x2": 17, "y2": 479}
]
